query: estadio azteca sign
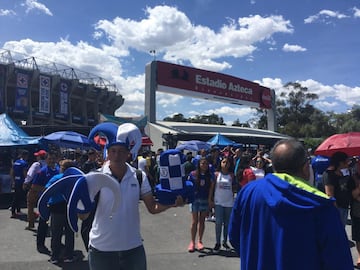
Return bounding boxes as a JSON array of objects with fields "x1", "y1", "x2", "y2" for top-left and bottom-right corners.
[{"x1": 156, "y1": 61, "x2": 272, "y2": 109}]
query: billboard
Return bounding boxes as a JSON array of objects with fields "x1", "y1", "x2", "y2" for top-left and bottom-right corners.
[{"x1": 156, "y1": 61, "x2": 272, "y2": 109}]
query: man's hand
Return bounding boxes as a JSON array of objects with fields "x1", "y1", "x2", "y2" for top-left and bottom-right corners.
[{"x1": 23, "y1": 183, "x2": 30, "y2": 191}]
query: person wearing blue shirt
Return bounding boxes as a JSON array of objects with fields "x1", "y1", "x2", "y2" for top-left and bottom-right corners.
[
  {"x1": 229, "y1": 139, "x2": 353, "y2": 270},
  {"x1": 46, "y1": 159, "x2": 76, "y2": 264},
  {"x1": 10, "y1": 150, "x2": 29, "y2": 218},
  {"x1": 187, "y1": 157, "x2": 214, "y2": 252},
  {"x1": 32, "y1": 151, "x2": 59, "y2": 255}
]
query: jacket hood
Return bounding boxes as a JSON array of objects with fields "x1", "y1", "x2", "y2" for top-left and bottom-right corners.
[{"x1": 260, "y1": 173, "x2": 334, "y2": 215}]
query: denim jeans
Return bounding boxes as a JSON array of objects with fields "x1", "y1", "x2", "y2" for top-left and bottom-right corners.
[
  {"x1": 214, "y1": 204, "x2": 232, "y2": 244},
  {"x1": 337, "y1": 207, "x2": 349, "y2": 228},
  {"x1": 89, "y1": 244, "x2": 146, "y2": 270}
]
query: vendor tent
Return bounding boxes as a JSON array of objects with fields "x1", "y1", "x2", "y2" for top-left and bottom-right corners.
[
  {"x1": 0, "y1": 114, "x2": 40, "y2": 146},
  {"x1": 207, "y1": 133, "x2": 235, "y2": 148}
]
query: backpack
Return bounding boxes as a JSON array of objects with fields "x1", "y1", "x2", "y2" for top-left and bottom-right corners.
[{"x1": 80, "y1": 169, "x2": 143, "y2": 251}]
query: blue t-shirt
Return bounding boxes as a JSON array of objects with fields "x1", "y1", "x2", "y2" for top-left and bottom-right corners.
[
  {"x1": 12, "y1": 159, "x2": 28, "y2": 185},
  {"x1": 188, "y1": 171, "x2": 213, "y2": 200},
  {"x1": 33, "y1": 165, "x2": 60, "y2": 186}
]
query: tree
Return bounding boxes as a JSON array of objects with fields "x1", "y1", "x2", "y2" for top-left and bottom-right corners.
[
  {"x1": 330, "y1": 105, "x2": 360, "y2": 133},
  {"x1": 188, "y1": 113, "x2": 225, "y2": 125},
  {"x1": 163, "y1": 113, "x2": 187, "y2": 122},
  {"x1": 255, "y1": 82, "x2": 335, "y2": 138},
  {"x1": 163, "y1": 113, "x2": 225, "y2": 125},
  {"x1": 232, "y1": 118, "x2": 250, "y2": 127}
]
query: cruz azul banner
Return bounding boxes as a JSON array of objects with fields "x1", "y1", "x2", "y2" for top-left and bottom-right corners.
[
  {"x1": 39, "y1": 75, "x2": 51, "y2": 113},
  {"x1": 14, "y1": 71, "x2": 29, "y2": 113},
  {"x1": 156, "y1": 61, "x2": 272, "y2": 109},
  {"x1": 59, "y1": 80, "x2": 69, "y2": 115}
]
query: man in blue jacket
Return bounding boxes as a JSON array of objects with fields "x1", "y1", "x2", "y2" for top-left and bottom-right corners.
[{"x1": 228, "y1": 139, "x2": 353, "y2": 270}]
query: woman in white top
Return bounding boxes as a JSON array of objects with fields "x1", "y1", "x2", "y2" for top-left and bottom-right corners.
[
  {"x1": 209, "y1": 156, "x2": 236, "y2": 252},
  {"x1": 251, "y1": 157, "x2": 266, "y2": 180}
]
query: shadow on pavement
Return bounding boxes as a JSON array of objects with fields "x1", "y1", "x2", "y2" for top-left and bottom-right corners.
[
  {"x1": 62, "y1": 261, "x2": 89, "y2": 270},
  {"x1": 197, "y1": 247, "x2": 239, "y2": 258}
]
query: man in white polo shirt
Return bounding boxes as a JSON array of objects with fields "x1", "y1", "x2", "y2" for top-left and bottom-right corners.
[{"x1": 83, "y1": 122, "x2": 184, "y2": 270}]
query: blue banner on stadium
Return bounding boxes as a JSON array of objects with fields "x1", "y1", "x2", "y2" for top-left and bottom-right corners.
[
  {"x1": 39, "y1": 75, "x2": 51, "y2": 113},
  {"x1": 14, "y1": 71, "x2": 29, "y2": 113}
]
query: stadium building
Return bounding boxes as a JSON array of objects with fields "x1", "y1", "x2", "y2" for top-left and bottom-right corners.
[{"x1": 0, "y1": 49, "x2": 124, "y2": 135}]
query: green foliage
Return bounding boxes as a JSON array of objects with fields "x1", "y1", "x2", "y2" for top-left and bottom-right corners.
[
  {"x1": 163, "y1": 113, "x2": 225, "y2": 125},
  {"x1": 303, "y1": 137, "x2": 324, "y2": 152}
]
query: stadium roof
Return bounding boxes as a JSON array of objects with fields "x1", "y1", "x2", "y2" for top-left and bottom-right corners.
[{"x1": 149, "y1": 121, "x2": 290, "y2": 146}]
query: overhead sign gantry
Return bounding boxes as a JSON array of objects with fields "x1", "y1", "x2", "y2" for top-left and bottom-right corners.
[{"x1": 145, "y1": 61, "x2": 276, "y2": 131}]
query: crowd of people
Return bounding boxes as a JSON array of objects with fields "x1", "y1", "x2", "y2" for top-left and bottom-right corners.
[{"x1": 4, "y1": 134, "x2": 360, "y2": 269}]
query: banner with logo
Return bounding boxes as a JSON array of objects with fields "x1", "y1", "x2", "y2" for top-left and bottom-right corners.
[
  {"x1": 156, "y1": 61, "x2": 272, "y2": 109},
  {"x1": 14, "y1": 71, "x2": 29, "y2": 113},
  {"x1": 59, "y1": 80, "x2": 69, "y2": 115},
  {"x1": 39, "y1": 75, "x2": 51, "y2": 113}
]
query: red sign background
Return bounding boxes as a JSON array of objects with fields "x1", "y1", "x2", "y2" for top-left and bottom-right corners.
[{"x1": 156, "y1": 61, "x2": 272, "y2": 109}]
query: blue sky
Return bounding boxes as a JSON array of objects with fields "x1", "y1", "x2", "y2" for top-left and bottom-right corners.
[{"x1": 1, "y1": 0, "x2": 359, "y2": 126}]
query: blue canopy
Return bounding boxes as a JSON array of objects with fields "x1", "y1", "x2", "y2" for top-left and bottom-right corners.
[
  {"x1": 40, "y1": 131, "x2": 91, "y2": 149},
  {"x1": 0, "y1": 113, "x2": 40, "y2": 146},
  {"x1": 207, "y1": 133, "x2": 235, "y2": 148}
]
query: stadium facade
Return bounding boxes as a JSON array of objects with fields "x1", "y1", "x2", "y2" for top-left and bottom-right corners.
[{"x1": 0, "y1": 50, "x2": 124, "y2": 136}]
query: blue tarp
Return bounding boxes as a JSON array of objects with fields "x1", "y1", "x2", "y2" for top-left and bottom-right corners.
[
  {"x1": 207, "y1": 133, "x2": 235, "y2": 148},
  {"x1": 0, "y1": 114, "x2": 40, "y2": 146}
]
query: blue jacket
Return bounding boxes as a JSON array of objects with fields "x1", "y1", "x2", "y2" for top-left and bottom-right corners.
[
  {"x1": 45, "y1": 173, "x2": 65, "y2": 205},
  {"x1": 229, "y1": 173, "x2": 353, "y2": 270}
]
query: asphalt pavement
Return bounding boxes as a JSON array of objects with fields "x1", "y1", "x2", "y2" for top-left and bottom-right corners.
[
  {"x1": 0, "y1": 196, "x2": 359, "y2": 270},
  {"x1": 0, "y1": 197, "x2": 239, "y2": 270}
]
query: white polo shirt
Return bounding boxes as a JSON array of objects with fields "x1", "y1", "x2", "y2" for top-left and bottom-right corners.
[{"x1": 89, "y1": 162, "x2": 152, "y2": 251}]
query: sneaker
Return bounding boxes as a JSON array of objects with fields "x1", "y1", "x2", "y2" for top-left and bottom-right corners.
[
  {"x1": 63, "y1": 257, "x2": 75, "y2": 263},
  {"x1": 223, "y1": 242, "x2": 231, "y2": 250},
  {"x1": 37, "y1": 245, "x2": 51, "y2": 255},
  {"x1": 197, "y1": 241, "x2": 204, "y2": 251},
  {"x1": 48, "y1": 258, "x2": 59, "y2": 264},
  {"x1": 10, "y1": 213, "x2": 17, "y2": 218},
  {"x1": 213, "y1": 243, "x2": 221, "y2": 252},
  {"x1": 188, "y1": 242, "x2": 195, "y2": 252}
]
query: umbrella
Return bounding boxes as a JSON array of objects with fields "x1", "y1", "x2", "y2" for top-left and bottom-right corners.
[
  {"x1": 207, "y1": 133, "x2": 235, "y2": 148},
  {"x1": 176, "y1": 140, "x2": 211, "y2": 151},
  {"x1": 314, "y1": 132, "x2": 360, "y2": 157},
  {"x1": 40, "y1": 131, "x2": 91, "y2": 149}
]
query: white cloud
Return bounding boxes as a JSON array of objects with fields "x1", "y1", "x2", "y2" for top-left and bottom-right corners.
[
  {"x1": 0, "y1": 9, "x2": 16, "y2": 16},
  {"x1": 204, "y1": 106, "x2": 254, "y2": 118},
  {"x1": 282, "y1": 43, "x2": 307, "y2": 52},
  {"x1": 157, "y1": 93, "x2": 183, "y2": 108},
  {"x1": 93, "y1": 6, "x2": 293, "y2": 72},
  {"x1": 22, "y1": 0, "x2": 53, "y2": 16},
  {"x1": 4, "y1": 4, "x2": 358, "y2": 121},
  {"x1": 314, "y1": 100, "x2": 340, "y2": 111},
  {"x1": 258, "y1": 78, "x2": 360, "y2": 113},
  {"x1": 304, "y1": 9, "x2": 349, "y2": 24},
  {"x1": 353, "y1": 7, "x2": 360, "y2": 18}
]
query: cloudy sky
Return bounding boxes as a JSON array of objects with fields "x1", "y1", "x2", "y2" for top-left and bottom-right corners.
[{"x1": 1, "y1": 0, "x2": 359, "y2": 125}]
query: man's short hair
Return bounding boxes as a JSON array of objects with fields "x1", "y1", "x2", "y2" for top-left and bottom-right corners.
[{"x1": 270, "y1": 139, "x2": 307, "y2": 175}]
